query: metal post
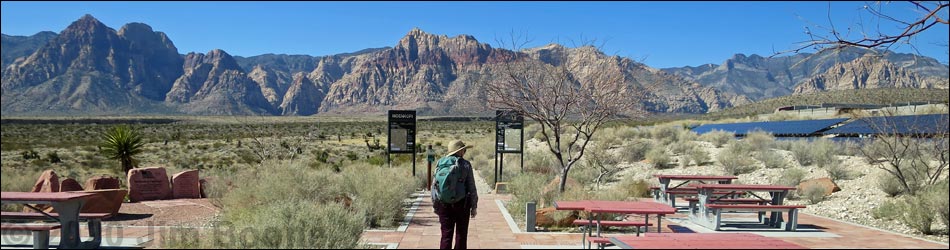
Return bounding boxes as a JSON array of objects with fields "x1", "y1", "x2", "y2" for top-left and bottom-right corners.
[
  {"x1": 412, "y1": 151, "x2": 416, "y2": 177},
  {"x1": 526, "y1": 202, "x2": 537, "y2": 232},
  {"x1": 494, "y1": 153, "x2": 499, "y2": 186},
  {"x1": 500, "y1": 153, "x2": 504, "y2": 182}
]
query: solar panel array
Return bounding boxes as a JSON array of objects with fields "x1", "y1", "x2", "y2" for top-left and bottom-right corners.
[
  {"x1": 691, "y1": 118, "x2": 850, "y2": 136},
  {"x1": 822, "y1": 114, "x2": 949, "y2": 136}
]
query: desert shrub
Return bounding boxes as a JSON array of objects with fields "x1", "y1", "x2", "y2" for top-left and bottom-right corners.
[
  {"x1": 718, "y1": 141, "x2": 757, "y2": 175},
  {"x1": 684, "y1": 145, "x2": 711, "y2": 167},
  {"x1": 621, "y1": 140, "x2": 653, "y2": 163},
  {"x1": 342, "y1": 164, "x2": 416, "y2": 228},
  {"x1": 923, "y1": 181, "x2": 949, "y2": 229},
  {"x1": 699, "y1": 130, "x2": 734, "y2": 148},
  {"x1": 610, "y1": 178, "x2": 653, "y2": 199},
  {"x1": 47, "y1": 151, "x2": 62, "y2": 164},
  {"x1": 897, "y1": 195, "x2": 935, "y2": 235},
  {"x1": 1, "y1": 168, "x2": 42, "y2": 212},
  {"x1": 872, "y1": 200, "x2": 901, "y2": 220},
  {"x1": 670, "y1": 141, "x2": 693, "y2": 156},
  {"x1": 533, "y1": 130, "x2": 548, "y2": 142},
  {"x1": 224, "y1": 202, "x2": 365, "y2": 249},
  {"x1": 825, "y1": 163, "x2": 854, "y2": 181},
  {"x1": 646, "y1": 147, "x2": 672, "y2": 169},
  {"x1": 754, "y1": 150, "x2": 787, "y2": 169},
  {"x1": 803, "y1": 185, "x2": 828, "y2": 204},
  {"x1": 838, "y1": 139, "x2": 864, "y2": 156},
  {"x1": 743, "y1": 131, "x2": 775, "y2": 151},
  {"x1": 506, "y1": 172, "x2": 551, "y2": 221},
  {"x1": 651, "y1": 125, "x2": 681, "y2": 146},
  {"x1": 21, "y1": 150, "x2": 40, "y2": 160},
  {"x1": 790, "y1": 139, "x2": 840, "y2": 168},
  {"x1": 775, "y1": 168, "x2": 807, "y2": 187},
  {"x1": 676, "y1": 129, "x2": 699, "y2": 143},
  {"x1": 877, "y1": 174, "x2": 905, "y2": 197}
]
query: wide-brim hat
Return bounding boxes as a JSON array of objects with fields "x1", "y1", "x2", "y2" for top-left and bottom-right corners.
[{"x1": 445, "y1": 140, "x2": 473, "y2": 157}]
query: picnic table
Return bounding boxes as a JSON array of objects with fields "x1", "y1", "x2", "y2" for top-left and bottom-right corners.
[
  {"x1": 609, "y1": 233, "x2": 807, "y2": 249},
  {"x1": 555, "y1": 200, "x2": 677, "y2": 247},
  {"x1": 1, "y1": 192, "x2": 97, "y2": 249},
  {"x1": 653, "y1": 175, "x2": 737, "y2": 207},
  {"x1": 689, "y1": 184, "x2": 805, "y2": 231}
]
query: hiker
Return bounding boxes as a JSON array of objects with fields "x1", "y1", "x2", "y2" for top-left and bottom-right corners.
[{"x1": 431, "y1": 140, "x2": 478, "y2": 250}]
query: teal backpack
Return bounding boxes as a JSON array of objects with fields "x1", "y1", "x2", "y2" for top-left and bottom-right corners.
[{"x1": 434, "y1": 155, "x2": 467, "y2": 204}]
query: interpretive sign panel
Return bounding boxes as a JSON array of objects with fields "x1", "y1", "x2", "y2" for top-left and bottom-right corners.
[
  {"x1": 388, "y1": 110, "x2": 416, "y2": 154},
  {"x1": 496, "y1": 110, "x2": 524, "y2": 153}
]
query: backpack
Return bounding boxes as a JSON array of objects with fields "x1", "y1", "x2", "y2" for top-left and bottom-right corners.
[{"x1": 434, "y1": 155, "x2": 467, "y2": 204}]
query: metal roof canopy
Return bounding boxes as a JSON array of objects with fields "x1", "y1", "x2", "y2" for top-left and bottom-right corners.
[
  {"x1": 822, "y1": 114, "x2": 950, "y2": 136},
  {"x1": 691, "y1": 118, "x2": 850, "y2": 137}
]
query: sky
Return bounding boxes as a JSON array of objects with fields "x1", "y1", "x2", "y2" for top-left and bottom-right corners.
[{"x1": 2, "y1": 1, "x2": 948, "y2": 68}]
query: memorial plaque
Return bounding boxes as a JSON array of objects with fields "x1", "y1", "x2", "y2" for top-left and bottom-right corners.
[
  {"x1": 388, "y1": 110, "x2": 416, "y2": 154},
  {"x1": 172, "y1": 170, "x2": 201, "y2": 199},
  {"x1": 127, "y1": 167, "x2": 172, "y2": 202},
  {"x1": 496, "y1": 110, "x2": 524, "y2": 153}
]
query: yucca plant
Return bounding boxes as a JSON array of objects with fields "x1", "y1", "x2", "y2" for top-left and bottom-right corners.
[{"x1": 101, "y1": 125, "x2": 145, "y2": 175}]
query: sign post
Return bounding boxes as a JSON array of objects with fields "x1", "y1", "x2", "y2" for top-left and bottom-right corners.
[
  {"x1": 426, "y1": 145, "x2": 435, "y2": 191},
  {"x1": 495, "y1": 110, "x2": 524, "y2": 185},
  {"x1": 388, "y1": 110, "x2": 417, "y2": 176}
]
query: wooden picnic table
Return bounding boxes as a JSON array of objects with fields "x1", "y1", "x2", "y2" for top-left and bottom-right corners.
[
  {"x1": 653, "y1": 175, "x2": 737, "y2": 207},
  {"x1": 689, "y1": 184, "x2": 801, "y2": 231},
  {"x1": 1, "y1": 192, "x2": 97, "y2": 249},
  {"x1": 554, "y1": 200, "x2": 676, "y2": 238},
  {"x1": 609, "y1": 233, "x2": 807, "y2": 249}
]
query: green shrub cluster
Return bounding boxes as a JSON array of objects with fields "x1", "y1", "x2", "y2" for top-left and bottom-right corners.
[
  {"x1": 699, "y1": 130, "x2": 734, "y2": 148},
  {"x1": 718, "y1": 141, "x2": 757, "y2": 175}
]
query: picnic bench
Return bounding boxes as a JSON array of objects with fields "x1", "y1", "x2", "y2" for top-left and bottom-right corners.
[
  {"x1": 555, "y1": 200, "x2": 676, "y2": 249},
  {"x1": 689, "y1": 184, "x2": 805, "y2": 231},
  {"x1": 1, "y1": 192, "x2": 100, "y2": 249},
  {"x1": 609, "y1": 233, "x2": 807, "y2": 249},
  {"x1": 653, "y1": 175, "x2": 737, "y2": 208}
]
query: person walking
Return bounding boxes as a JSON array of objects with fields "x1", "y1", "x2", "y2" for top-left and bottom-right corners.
[{"x1": 431, "y1": 140, "x2": 478, "y2": 249}]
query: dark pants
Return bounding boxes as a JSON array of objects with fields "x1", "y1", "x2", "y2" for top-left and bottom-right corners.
[{"x1": 434, "y1": 201, "x2": 471, "y2": 249}]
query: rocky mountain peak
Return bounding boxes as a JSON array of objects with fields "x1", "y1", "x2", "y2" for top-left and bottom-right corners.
[
  {"x1": 183, "y1": 49, "x2": 241, "y2": 72},
  {"x1": 64, "y1": 14, "x2": 110, "y2": 35}
]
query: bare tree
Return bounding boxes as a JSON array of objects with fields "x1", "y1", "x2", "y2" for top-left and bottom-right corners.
[
  {"x1": 779, "y1": 1, "x2": 948, "y2": 55},
  {"x1": 856, "y1": 110, "x2": 949, "y2": 195},
  {"x1": 485, "y1": 34, "x2": 650, "y2": 193}
]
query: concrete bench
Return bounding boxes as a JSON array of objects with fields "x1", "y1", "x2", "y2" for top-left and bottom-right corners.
[
  {"x1": 705, "y1": 204, "x2": 807, "y2": 231},
  {"x1": 2, "y1": 212, "x2": 112, "y2": 248},
  {"x1": 0, "y1": 223, "x2": 61, "y2": 249}
]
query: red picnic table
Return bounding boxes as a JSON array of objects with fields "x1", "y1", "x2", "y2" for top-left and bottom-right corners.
[
  {"x1": 1, "y1": 192, "x2": 98, "y2": 249},
  {"x1": 653, "y1": 175, "x2": 737, "y2": 208},
  {"x1": 555, "y1": 200, "x2": 677, "y2": 239},
  {"x1": 609, "y1": 233, "x2": 807, "y2": 249},
  {"x1": 690, "y1": 184, "x2": 805, "y2": 231}
]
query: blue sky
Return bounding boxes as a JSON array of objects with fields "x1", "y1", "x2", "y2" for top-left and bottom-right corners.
[{"x1": 2, "y1": 1, "x2": 947, "y2": 68}]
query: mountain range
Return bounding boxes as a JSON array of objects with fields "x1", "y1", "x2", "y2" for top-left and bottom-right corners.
[{"x1": 2, "y1": 15, "x2": 947, "y2": 116}]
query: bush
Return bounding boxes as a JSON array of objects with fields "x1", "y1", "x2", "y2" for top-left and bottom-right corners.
[
  {"x1": 651, "y1": 125, "x2": 681, "y2": 146},
  {"x1": 621, "y1": 140, "x2": 653, "y2": 163},
  {"x1": 774, "y1": 168, "x2": 807, "y2": 187},
  {"x1": 699, "y1": 130, "x2": 734, "y2": 148},
  {"x1": 877, "y1": 174, "x2": 905, "y2": 197},
  {"x1": 342, "y1": 164, "x2": 416, "y2": 228},
  {"x1": 790, "y1": 139, "x2": 840, "y2": 168},
  {"x1": 743, "y1": 131, "x2": 775, "y2": 151},
  {"x1": 803, "y1": 185, "x2": 827, "y2": 204},
  {"x1": 718, "y1": 141, "x2": 757, "y2": 175},
  {"x1": 826, "y1": 163, "x2": 853, "y2": 181},
  {"x1": 754, "y1": 150, "x2": 787, "y2": 169},
  {"x1": 925, "y1": 181, "x2": 949, "y2": 229},
  {"x1": 897, "y1": 195, "x2": 935, "y2": 235},
  {"x1": 610, "y1": 178, "x2": 653, "y2": 199},
  {"x1": 872, "y1": 200, "x2": 900, "y2": 220},
  {"x1": 684, "y1": 145, "x2": 711, "y2": 167},
  {"x1": 506, "y1": 172, "x2": 552, "y2": 221},
  {"x1": 646, "y1": 147, "x2": 672, "y2": 169},
  {"x1": 226, "y1": 202, "x2": 365, "y2": 249}
]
